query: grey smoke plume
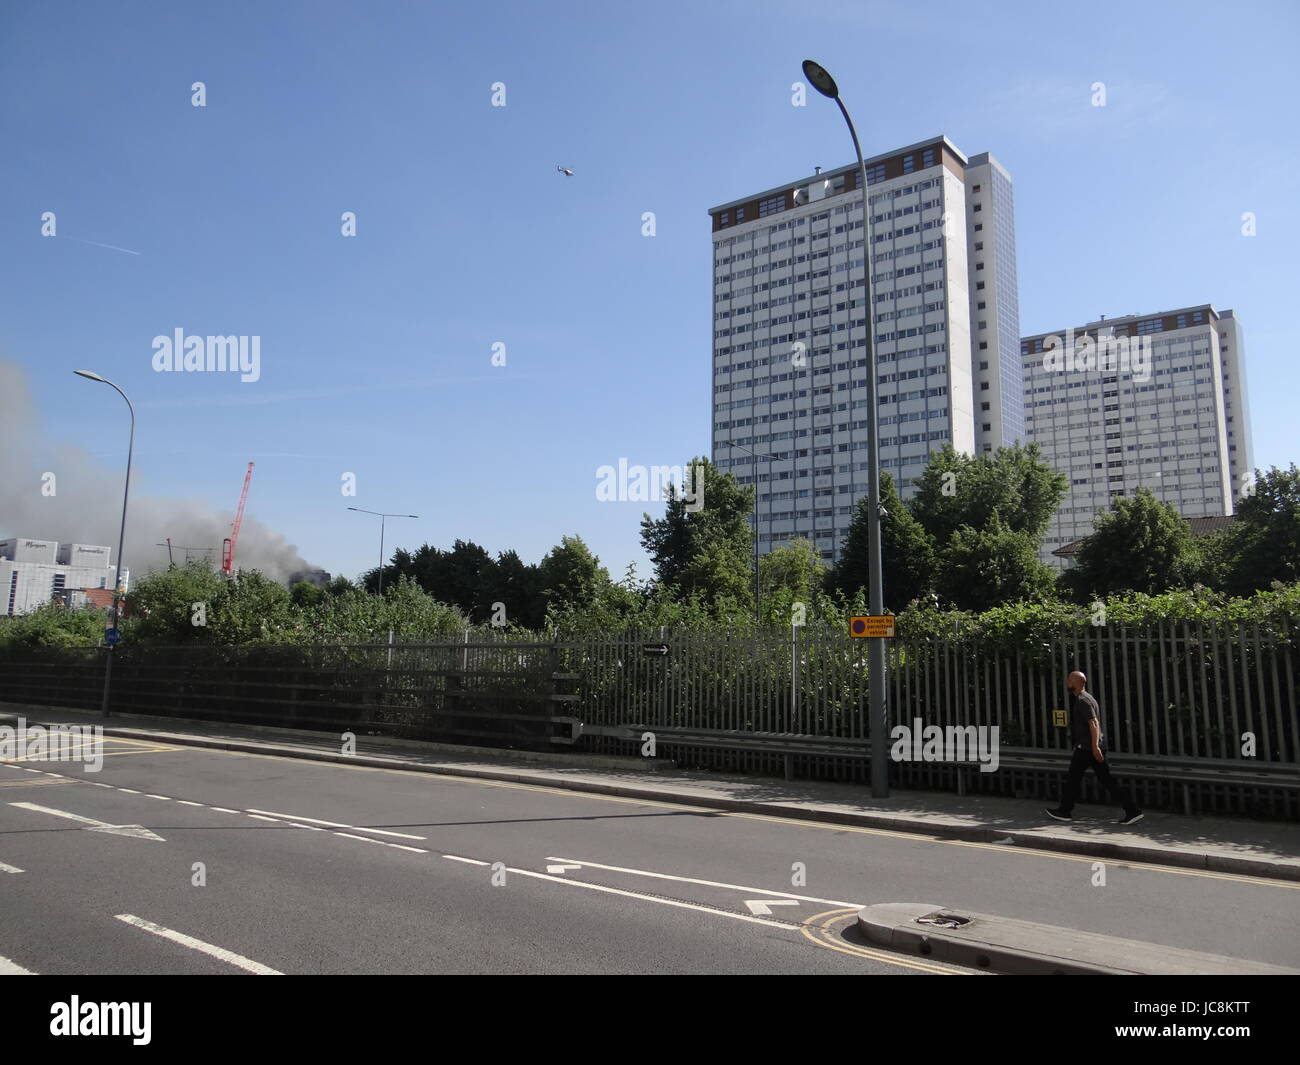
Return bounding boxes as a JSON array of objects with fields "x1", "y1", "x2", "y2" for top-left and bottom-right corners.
[{"x1": 0, "y1": 359, "x2": 321, "y2": 583}]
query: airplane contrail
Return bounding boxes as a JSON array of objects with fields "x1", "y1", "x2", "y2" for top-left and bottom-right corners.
[{"x1": 61, "y1": 236, "x2": 142, "y2": 256}]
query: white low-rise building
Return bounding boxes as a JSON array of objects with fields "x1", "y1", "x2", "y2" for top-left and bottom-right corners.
[{"x1": 0, "y1": 537, "x2": 127, "y2": 615}]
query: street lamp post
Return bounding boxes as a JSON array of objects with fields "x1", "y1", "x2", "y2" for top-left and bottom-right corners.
[
  {"x1": 73, "y1": 371, "x2": 134, "y2": 719},
  {"x1": 347, "y1": 508, "x2": 418, "y2": 596},
  {"x1": 801, "y1": 59, "x2": 889, "y2": 797}
]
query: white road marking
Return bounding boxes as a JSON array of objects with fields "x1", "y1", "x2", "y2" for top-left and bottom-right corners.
[
  {"x1": 332, "y1": 831, "x2": 427, "y2": 854},
  {"x1": 243, "y1": 812, "x2": 323, "y2": 831},
  {"x1": 9, "y1": 802, "x2": 164, "y2": 842},
  {"x1": 210, "y1": 807, "x2": 238, "y2": 814},
  {"x1": 497, "y1": 864, "x2": 796, "y2": 929},
  {"x1": 0, "y1": 860, "x2": 24, "y2": 874},
  {"x1": 745, "y1": 899, "x2": 800, "y2": 916},
  {"x1": 447, "y1": 853, "x2": 806, "y2": 929},
  {"x1": 244, "y1": 809, "x2": 425, "y2": 840},
  {"x1": 545, "y1": 855, "x2": 864, "y2": 908},
  {"x1": 546, "y1": 863, "x2": 582, "y2": 874},
  {"x1": 117, "y1": 788, "x2": 141, "y2": 794},
  {"x1": 145, "y1": 794, "x2": 172, "y2": 801},
  {"x1": 0, "y1": 953, "x2": 35, "y2": 974},
  {"x1": 175, "y1": 800, "x2": 204, "y2": 807},
  {"x1": 114, "y1": 915, "x2": 282, "y2": 975}
]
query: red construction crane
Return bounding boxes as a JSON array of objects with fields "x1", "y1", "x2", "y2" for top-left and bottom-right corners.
[{"x1": 221, "y1": 461, "x2": 255, "y2": 574}]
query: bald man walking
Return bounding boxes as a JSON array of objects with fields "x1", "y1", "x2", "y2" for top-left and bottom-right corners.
[{"x1": 1046, "y1": 671, "x2": 1143, "y2": 825}]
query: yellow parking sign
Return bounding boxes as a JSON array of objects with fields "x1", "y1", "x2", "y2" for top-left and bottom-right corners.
[{"x1": 849, "y1": 615, "x2": 895, "y2": 638}]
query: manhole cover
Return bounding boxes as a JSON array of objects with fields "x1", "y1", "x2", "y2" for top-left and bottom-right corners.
[{"x1": 916, "y1": 911, "x2": 971, "y2": 930}]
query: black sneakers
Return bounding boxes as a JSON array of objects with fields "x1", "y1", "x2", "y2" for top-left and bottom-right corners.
[
  {"x1": 1045, "y1": 807, "x2": 1072, "y2": 821},
  {"x1": 1116, "y1": 809, "x2": 1145, "y2": 826}
]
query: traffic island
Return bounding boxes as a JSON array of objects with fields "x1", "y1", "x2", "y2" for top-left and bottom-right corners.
[{"x1": 855, "y1": 902, "x2": 1300, "y2": 975}]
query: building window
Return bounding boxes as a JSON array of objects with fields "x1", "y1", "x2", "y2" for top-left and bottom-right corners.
[
  {"x1": 979, "y1": 361, "x2": 988, "y2": 370},
  {"x1": 982, "y1": 423, "x2": 992, "y2": 432},
  {"x1": 735, "y1": 207, "x2": 745, "y2": 222},
  {"x1": 903, "y1": 155, "x2": 915, "y2": 173},
  {"x1": 758, "y1": 195, "x2": 786, "y2": 218},
  {"x1": 973, "y1": 184, "x2": 981, "y2": 192},
  {"x1": 979, "y1": 341, "x2": 988, "y2": 350},
  {"x1": 922, "y1": 149, "x2": 936, "y2": 168},
  {"x1": 973, "y1": 203, "x2": 982, "y2": 212},
  {"x1": 720, "y1": 212, "x2": 730, "y2": 225},
  {"x1": 865, "y1": 163, "x2": 885, "y2": 184},
  {"x1": 981, "y1": 401, "x2": 990, "y2": 411},
  {"x1": 974, "y1": 223, "x2": 983, "y2": 232}
]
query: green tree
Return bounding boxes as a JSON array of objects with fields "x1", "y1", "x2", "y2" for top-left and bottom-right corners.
[
  {"x1": 828, "y1": 472, "x2": 936, "y2": 610},
  {"x1": 206, "y1": 571, "x2": 295, "y2": 643},
  {"x1": 1224, "y1": 465, "x2": 1300, "y2": 595},
  {"x1": 379, "y1": 540, "x2": 497, "y2": 621},
  {"x1": 539, "y1": 535, "x2": 609, "y2": 613},
  {"x1": 1063, "y1": 488, "x2": 1199, "y2": 599},
  {"x1": 300, "y1": 574, "x2": 464, "y2": 641},
  {"x1": 0, "y1": 603, "x2": 107, "y2": 649},
  {"x1": 290, "y1": 580, "x2": 324, "y2": 609},
  {"x1": 939, "y1": 515, "x2": 1056, "y2": 611},
  {"x1": 486, "y1": 549, "x2": 545, "y2": 629},
  {"x1": 758, "y1": 537, "x2": 826, "y2": 623},
  {"x1": 639, "y1": 458, "x2": 754, "y2": 612},
  {"x1": 911, "y1": 442, "x2": 1066, "y2": 549},
  {"x1": 125, "y1": 560, "x2": 227, "y2": 643}
]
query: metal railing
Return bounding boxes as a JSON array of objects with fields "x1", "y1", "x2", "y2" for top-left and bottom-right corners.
[{"x1": 1, "y1": 617, "x2": 1295, "y2": 816}]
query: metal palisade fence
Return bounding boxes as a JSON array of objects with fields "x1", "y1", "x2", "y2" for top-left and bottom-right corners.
[{"x1": 0, "y1": 616, "x2": 1295, "y2": 816}]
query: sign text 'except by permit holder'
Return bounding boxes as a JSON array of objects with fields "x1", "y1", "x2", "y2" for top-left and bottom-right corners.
[{"x1": 849, "y1": 616, "x2": 895, "y2": 638}]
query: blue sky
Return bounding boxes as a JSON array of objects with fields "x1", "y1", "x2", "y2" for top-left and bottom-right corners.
[{"x1": 2, "y1": 0, "x2": 1297, "y2": 583}]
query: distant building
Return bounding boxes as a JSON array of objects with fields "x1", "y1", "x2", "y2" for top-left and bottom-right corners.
[
  {"x1": 287, "y1": 567, "x2": 331, "y2": 588},
  {"x1": 55, "y1": 587, "x2": 118, "y2": 612},
  {"x1": 0, "y1": 538, "x2": 127, "y2": 616},
  {"x1": 1021, "y1": 305, "x2": 1252, "y2": 567},
  {"x1": 709, "y1": 135, "x2": 1022, "y2": 563}
]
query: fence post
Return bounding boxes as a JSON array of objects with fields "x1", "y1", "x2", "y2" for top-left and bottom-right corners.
[{"x1": 790, "y1": 622, "x2": 799, "y2": 734}]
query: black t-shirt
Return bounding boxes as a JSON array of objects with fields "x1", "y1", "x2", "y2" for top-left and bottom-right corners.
[{"x1": 1069, "y1": 690, "x2": 1104, "y2": 748}]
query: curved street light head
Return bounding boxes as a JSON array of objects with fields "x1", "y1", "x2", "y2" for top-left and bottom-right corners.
[
  {"x1": 74, "y1": 369, "x2": 107, "y2": 383},
  {"x1": 802, "y1": 59, "x2": 839, "y2": 99}
]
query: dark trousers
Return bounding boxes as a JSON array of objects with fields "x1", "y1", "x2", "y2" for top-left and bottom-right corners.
[{"x1": 1060, "y1": 745, "x2": 1136, "y2": 814}]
